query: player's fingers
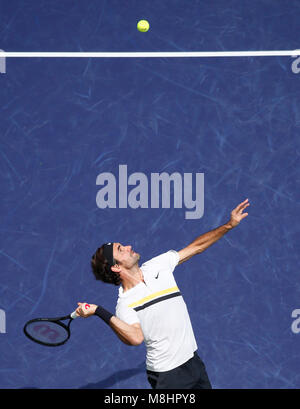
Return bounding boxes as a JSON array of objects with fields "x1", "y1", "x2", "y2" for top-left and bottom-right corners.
[
  {"x1": 236, "y1": 198, "x2": 248, "y2": 211},
  {"x1": 239, "y1": 203, "x2": 250, "y2": 213},
  {"x1": 78, "y1": 302, "x2": 89, "y2": 310},
  {"x1": 77, "y1": 303, "x2": 85, "y2": 314},
  {"x1": 75, "y1": 308, "x2": 83, "y2": 317},
  {"x1": 238, "y1": 198, "x2": 248, "y2": 207}
]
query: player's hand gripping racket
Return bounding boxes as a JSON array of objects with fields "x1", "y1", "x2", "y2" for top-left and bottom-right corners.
[{"x1": 23, "y1": 303, "x2": 90, "y2": 346}]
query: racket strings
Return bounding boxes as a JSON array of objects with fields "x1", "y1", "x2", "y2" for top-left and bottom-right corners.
[{"x1": 24, "y1": 320, "x2": 70, "y2": 346}]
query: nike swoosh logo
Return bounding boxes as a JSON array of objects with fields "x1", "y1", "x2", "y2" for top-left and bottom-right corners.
[{"x1": 155, "y1": 273, "x2": 159, "y2": 279}]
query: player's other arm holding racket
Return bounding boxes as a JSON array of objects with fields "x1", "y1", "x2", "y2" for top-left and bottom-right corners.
[
  {"x1": 75, "y1": 302, "x2": 144, "y2": 346},
  {"x1": 177, "y1": 199, "x2": 250, "y2": 264}
]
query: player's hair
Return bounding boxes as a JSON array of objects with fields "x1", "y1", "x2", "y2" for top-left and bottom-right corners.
[{"x1": 91, "y1": 245, "x2": 121, "y2": 286}]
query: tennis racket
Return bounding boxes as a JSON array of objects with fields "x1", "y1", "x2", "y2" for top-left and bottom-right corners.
[{"x1": 23, "y1": 304, "x2": 90, "y2": 347}]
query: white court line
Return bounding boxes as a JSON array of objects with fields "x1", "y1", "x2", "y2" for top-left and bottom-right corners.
[{"x1": 1, "y1": 50, "x2": 300, "y2": 58}]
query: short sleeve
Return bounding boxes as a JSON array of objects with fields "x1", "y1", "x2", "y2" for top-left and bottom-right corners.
[
  {"x1": 168, "y1": 250, "x2": 180, "y2": 271},
  {"x1": 116, "y1": 303, "x2": 140, "y2": 325},
  {"x1": 141, "y1": 250, "x2": 180, "y2": 277}
]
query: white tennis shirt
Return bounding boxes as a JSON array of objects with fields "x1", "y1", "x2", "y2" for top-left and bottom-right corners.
[{"x1": 115, "y1": 250, "x2": 198, "y2": 372}]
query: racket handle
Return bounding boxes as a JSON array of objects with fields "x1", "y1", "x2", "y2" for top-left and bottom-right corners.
[{"x1": 70, "y1": 310, "x2": 78, "y2": 319}]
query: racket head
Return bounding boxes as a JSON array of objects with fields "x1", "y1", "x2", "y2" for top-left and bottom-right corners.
[{"x1": 23, "y1": 316, "x2": 72, "y2": 347}]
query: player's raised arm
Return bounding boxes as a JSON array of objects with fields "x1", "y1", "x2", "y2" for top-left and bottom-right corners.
[{"x1": 177, "y1": 199, "x2": 250, "y2": 265}]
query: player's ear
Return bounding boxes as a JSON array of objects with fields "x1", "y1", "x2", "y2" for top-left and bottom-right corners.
[{"x1": 111, "y1": 264, "x2": 120, "y2": 273}]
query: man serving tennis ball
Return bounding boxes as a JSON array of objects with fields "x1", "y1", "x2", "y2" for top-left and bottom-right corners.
[{"x1": 76, "y1": 199, "x2": 250, "y2": 389}]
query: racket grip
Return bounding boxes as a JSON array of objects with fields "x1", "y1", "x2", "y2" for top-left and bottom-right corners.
[{"x1": 70, "y1": 310, "x2": 78, "y2": 319}]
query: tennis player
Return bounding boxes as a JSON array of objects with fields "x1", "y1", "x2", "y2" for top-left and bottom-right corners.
[{"x1": 76, "y1": 199, "x2": 250, "y2": 389}]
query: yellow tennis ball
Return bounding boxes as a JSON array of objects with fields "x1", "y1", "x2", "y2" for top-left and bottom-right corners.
[{"x1": 137, "y1": 20, "x2": 150, "y2": 32}]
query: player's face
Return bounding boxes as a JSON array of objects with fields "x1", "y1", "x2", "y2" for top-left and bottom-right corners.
[{"x1": 113, "y1": 242, "x2": 140, "y2": 268}]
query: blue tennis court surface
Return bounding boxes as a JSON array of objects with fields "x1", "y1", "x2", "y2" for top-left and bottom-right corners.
[{"x1": 0, "y1": 0, "x2": 299, "y2": 389}]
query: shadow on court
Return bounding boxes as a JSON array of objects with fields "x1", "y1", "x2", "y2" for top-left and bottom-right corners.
[
  {"x1": 79, "y1": 362, "x2": 146, "y2": 389},
  {"x1": 19, "y1": 362, "x2": 146, "y2": 389}
]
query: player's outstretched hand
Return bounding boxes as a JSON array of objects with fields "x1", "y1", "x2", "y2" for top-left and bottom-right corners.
[
  {"x1": 229, "y1": 198, "x2": 250, "y2": 228},
  {"x1": 76, "y1": 302, "x2": 97, "y2": 318}
]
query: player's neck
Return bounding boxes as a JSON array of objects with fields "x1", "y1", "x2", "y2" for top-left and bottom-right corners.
[{"x1": 121, "y1": 265, "x2": 144, "y2": 292}]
